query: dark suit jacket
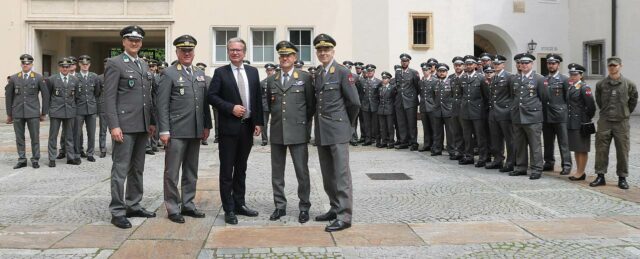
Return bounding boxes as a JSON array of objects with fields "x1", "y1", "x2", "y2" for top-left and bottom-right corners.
[{"x1": 207, "y1": 64, "x2": 263, "y2": 136}]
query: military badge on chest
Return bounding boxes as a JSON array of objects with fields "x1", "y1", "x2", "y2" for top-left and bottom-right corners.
[{"x1": 178, "y1": 76, "x2": 185, "y2": 96}]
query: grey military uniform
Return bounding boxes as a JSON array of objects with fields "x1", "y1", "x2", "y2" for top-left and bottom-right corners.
[
  {"x1": 5, "y1": 71, "x2": 49, "y2": 163},
  {"x1": 266, "y1": 69, "x2": 314, "y2": 211},
  {"x1": 157, "y1": 64, "x2": 212, "y2": 215},
  {"x1": 459, "y1": 72, "x2": 489, "y2": 162},
  {"x1": 314, "y1": 60, "x2": 360, "y2": 223},
  {"x1": 97, "y1": 74, "x2": 108, "y2": 154},
  {"x1": 394, "y1": 68, "x2": 420, "y2": 146},
  {"x1": 147, "y1": 72, "x2": 161, "y2": 151},
  {"x1": 74, "y1": 72, "x2": 100, "y2": 158},
  {"x1": 46, "y1": 73, "x2": 79, "y2": 161},
  {"x1": 567, "y1": 81, "x2": 596, "y2": 152},
  {"x1": 377, "y1": 82, "x2": 396, "y2": 146},
  {"x1": 487, "y1": 70, "x2": 514, "y2": 168},
  {"x1": 359, "y1": 76, "x2": 381, "y2": 144},
  {"x1": 419, "y1": 75, "x2": 438, "y2": 150},
  {"x1": 542, "y1": 72, "x2": 572, "y2": 171},
  {"x1": 510, "y1": 71, "x2": 547, "y2": 174},
  {"x1": 104, "y1": 53, "x2": 155, "y2": 217},
  {"x1": 447, "y1": 73, "x2": 465, "y2": 156},
  {"x1": 260, "y1": 78, "x2": 270, "y2": 144}
]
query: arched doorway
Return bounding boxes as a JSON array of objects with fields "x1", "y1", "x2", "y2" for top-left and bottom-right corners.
[{"x1": 473, "y1": 24, "x2": 518, "y2": 73}]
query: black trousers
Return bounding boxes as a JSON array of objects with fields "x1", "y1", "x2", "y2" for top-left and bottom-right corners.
[
  {"x1": 462, "y1": 119, "x2": 488, "y2": 161},
  {"x1": 219, "y1": 122, "x2": 254, "y2": 213},
  {"x1": 421, "y1": 112, "x2": 434, "y2": 148}
]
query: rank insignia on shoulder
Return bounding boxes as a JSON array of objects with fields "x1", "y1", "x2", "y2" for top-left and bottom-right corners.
[
  {"x1": 177, "y1": 64, "x2": 182, "y2": 71},
  {"x1": 329, "y1": 66, "x2": 335, "y2": 74},
  {"x1": 123, "y1": 56, "x2": 130, "y2": 63},
  {"x1": 293, "y1": 71, "x2": 299, "y2": 79},
  {"x1": 348, "y1": 73, "x2": 355, "y2": 85}
]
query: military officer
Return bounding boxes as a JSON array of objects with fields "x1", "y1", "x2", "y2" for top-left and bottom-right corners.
[
  {"x1": 5, "y1": 54, "x2": 50, "y2": 169},
  {"x1": 458, "y1": 55, "x2": 489, "y2": 167},
  {"x1": 46, "y1": 58, "x2": 80, "y2": 167},
  {"x1": 542, "y1": 54, "x2": 572, "y2": 175},
  {"x1": 447, "y1": 57, "x2": 465, "y2": 160},
  {"x1": 354, "y1": 61, "x2": 366, "y2": 144},
  {"x1": 508, "y1": 53, "x2": 547, "y2": 180},
  {"x1": 265, "y1": 41, "x2": 314, "y2": 223},
  {"x1": 294, "y1": 60, "x2": 305, "y2": 69},
  {"x1": 308, "y1": 65, "x2": 318, "y2": 146},
  {"x1": 74, "y1": 55, "x2": 100, "y2": 162},
  {"x1": 394, "y1": 53, "x2": 420, "y2": 150},
  {"x1": 342, "y1": 61, "x2": 354, "y2": 71},
  {"x1": 479, "y1": 53, "x2": 493, "y2": 72},
  {"x1": 591, "y1": 57, "x2": 638, "y2": 189},
  {"x1": 260, "y1": 63, "x2": 276, "y2": 146},
  {"x1": 485, "y1": 55, "x2": 515, "y2": 172},
  {"x1": 105, "y1": 25, "x2": 157, "y2": 229},
  {"x1": 358, "y1": 64, "x2": 381, "y2": 146},
  {"x1": 313, "y1": 33, "x2": 360, "y2": 232},
  {"x1": 565, "y1": 63, "x2": 596, "y2": 181},
  {"x1": 97, "y1": 58, "x2": 108, "y2": 158},
  {"x1": 157, "y1": 35, "x2": 212, "y2": 223},
  {"x1": 377, "y1": 71, "x2": 396, "y2": 148},
  {"x1": 145, "y1": 59, "x2": 162, "y2": 152},
  {"x1": 57, "y1": 56, "x2": 79, "y2": 159},
  {"x1": 431, "y1": 63, "x2": 453, "y2": 156},
  {"x1": 196, "y1": 62, "x2": 213, "y2": 146},
  {"x1": 418, "y1": 58, "x2": 438, "y2": 152}
]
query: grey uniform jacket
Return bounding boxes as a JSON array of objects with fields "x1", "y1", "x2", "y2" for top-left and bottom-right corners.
[
  {"x1": 419, "y1": 76, "x2": 437, "y2": 113},
  {"x1": 449, "y1": 73, "x2": 464, "y2": 116},
  {"x1": 47, "y1": 74, "x2": 79, "y2": 119},
  {"x1": 157, "y1": 64, "x2": 212, "y2": 139},
  {"x1": 314, "y1": 61, "x2": 361, "y2": 145},
  {"x1": 510, "y1": 72, "x2": 547, "y2": 125},
  {"x1": 266, "y1": 69, "x2": 315, "y2": 145},
  {"x1": 395, "y1": 68, "x2": 420, "y2": 109},
  {"x1": 432, "y1": 77, "x2": 454, "y2": 118},
  {"x1": 543, "y1": 73, "x2": 569, "y2": 123},
  {"x1": 97, "y1": 74, "x2": 106, "y2": 114},
  {"x1": 104, "y1": 53, "x2": 155, "y2": 133},
  {"x1": 487, "y1": 70, "x2": 513, "y2": 121},
  {"x1": 377, "y1": 82, "x2": 396, "y2": 116},
  {"x1": 359, "y1": 77, "x2": 381, "y2": 112},
  {"x1": 567, "y1": 81, "x2": 596, "y2": 130},
  {"x1": 5, "y1": 71, "x2": 49, "y2": 118},
  {"x1": 76, "y1": 72, "x2": 100, "y2": 116},
  {"x1": 261, "y1": 78, "x2": 270, "y2": 112},
  {"x1": 459, "y1": 72, "x2": 488, "y2": 120}
]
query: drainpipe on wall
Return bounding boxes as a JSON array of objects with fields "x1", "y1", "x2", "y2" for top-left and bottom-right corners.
[{"x1": 612, "y1": 0, "x2": 617, "y2": 56}]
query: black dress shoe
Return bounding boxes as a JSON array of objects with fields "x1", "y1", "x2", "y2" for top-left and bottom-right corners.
[
  {"x1": 418, "y1": 146, "x2": 430, "y2": 152},
  {"x1": 589, "y1": 174, "x2": 606, "y2": 187},
  {"x1": 67, "y1": 159, "x2": 81, "y2": 165},
  {"x1": 499, "y1": 166, "x2": 514, "y2": 173},
  {"x1": 152, "y1": 146, "x2": 159, "y2": 152},
  {"x1": 48, "y1": 160, "x2": 56, "y2": 167},
  {"x1": 32, "y1": 162, "x2": 40, "y2": 169},
  {"x1": 201, "y1": 141, "x2": 209, "y2": 146},
  {"x1": 325, "y1": 220, "x2": 351, "y2": 232},
  {"x1": 269, "y1": 209, "x2": 286, "y2": 221},
  {"x1": 529, "y1": 172, "x2": 542, "y2": 180},
  {"x1": 299, "y1": 211, "x2": 309, "y2": 223},
  {"x1": 225, "y1": 212, "x2": 238, "y2": 224},
  {"x1": 568, "y1": 174, "x2": 586, "y2": 181},
  {"x1": 474, "y1": 161, "x2": 486, "y2": 168},
  {"x1": 235, "y1": 205, "x2": 259, "y2": 217},
  {"x1": 87, "y1": 156, "x2": 96, "y2": 162},
  {"x1": 13, "y1": 162, "x2": 27, "y2": 169},
  {"x1": 386, "y1": 144, "x2": 395, "y2": 149},
  {"x1": 618, "y1": 178, "x2": 629, "y2": 189},
  {"x1": 126, "y1": 208, "x2": 156, "y2": 218},
  {"x1": 111, "y1": 216, "x2": 132, "y2": 229},
  {"x1": 358, "y1": 138, "x2": 365, "y2": 143},
  {"x1": 213, "y1": 137, "x2": 219, "y2": 143},
  {"x1": 181, "y1": 209, "x2": 206, "y2": 218},
  {"x1": 314, "y1": 211, "x2": 337, "y2": 222},
  {"x1": 431, "y1": 152, "x2": 442, "y2": 156},
  {"x1": 56, "y1": 153, "x2": 65, "y2": 159},
  {"x1": 559, "y1": 168, "x2": 571, "y2": 175},
  {"x1": 100, "y1": 152, "x2": 107, "y2": 158},
  {"x1": 410, "y1": 144, "x2": 419, "y2": 151},
  {"x1": 542, "y1": 163, "x2": 554, "y2": 171},
  {"x1": 261, "y1": 142, "x2": 267, "y2": 146},
  {"x1": 80, "y1": 151, "x2": 87, "y2": 158},
  {"x1": 509, "y1": 171, "x2": 527, "y2": 176},
  {"x1": 458, "y1": 158, "x2": 474, "y2": 165},
  {"x1": 396, "y1": 144, "x2": 409, "y2": 149},
  {"x1": 168, "y1": 213, "x2": 185, "y2": 223},
  {"x1": 485, "y1": 162, "x2": 503, "y2": 170},
  {"x1": 376, "y1": 143, "x2": 384, "y2": 148},
  {"x1": 362, "y1": 141, "x2": 372, "y2": 146},
  {"x1": 349, "y1": 141, "x2": 358, "y2": 146},
  {"x1": 145, "y1": 150, "x2": 155, "y2": 155}
]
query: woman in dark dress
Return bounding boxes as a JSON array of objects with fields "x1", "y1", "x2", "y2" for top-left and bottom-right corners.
[{"x1": 566, "y1": 63, "x2": 596, "y2": 181}]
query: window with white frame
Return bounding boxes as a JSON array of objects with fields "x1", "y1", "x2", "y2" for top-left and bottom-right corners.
[
  {"x1": 584, "y1": 41, "x2": 605, "y2": 77},
  {"x1": 288, "y1": 29, "x2": 313, "y2": 63},
  {"x1": 252, "y1": 29, "x2": 275, "y2": 63},
  {"x1": 213, "y1": 28, "x2": 238, "y2": 63}
]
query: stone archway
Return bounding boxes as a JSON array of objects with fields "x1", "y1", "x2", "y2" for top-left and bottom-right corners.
[{"x1": 473, "y1": 24, "x2": 518, "y2": 72}]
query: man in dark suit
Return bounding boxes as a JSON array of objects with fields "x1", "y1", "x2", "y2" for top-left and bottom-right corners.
[{"x1": 208, "y1": 37, "x2": 263, "y2": 225}]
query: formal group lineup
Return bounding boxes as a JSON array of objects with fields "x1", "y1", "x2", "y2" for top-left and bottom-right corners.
[{"x1": 4, "y1": 25, "x2": 637, "y2": 232}]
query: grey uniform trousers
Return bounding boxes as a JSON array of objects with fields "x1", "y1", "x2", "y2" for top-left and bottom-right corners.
[
  {"x1": 49, "y1": 118, "x2": 75, "y2": 161},
  {"x1": 261, "y1": 111, "x2": 270, "y2": 144},
  {"x1": 13, "y1": 118, "x2": 40, "y2": 163},
  {"x1": 513, "y1": 123, "x2": 543, "y2": 173},
  {"x1": 163, "y1": 138, "x2": 201, "y2": 215},
  {"x1": 271, "y1": 143, "x2": 311, "y2": 211},
  {"x1": 109, "y1": 132, "x2": 147, "y2": 217},
  {"x1": 317, "y1": 143, "x2": 353, "y2": 223},
  {"x1": 421, "y1": 112, "x2": 435, "y2": 148},
  {"x1": 462, "y1": 119, "x2": 488, "y2": 161},
  {"x1": 378, "y1": 114, "x2": 395, "y2": 145},
  {"x1": 543, "y1": 122, "x2": 572, "y2": 170},
  {"x1": 489, "y1": 119, "x2": 514, "y2": 167},
  {"x1": 98, "y1": 113, "x2": 108, "y2": 153},
  {"x1": 75, "y1": 114, "x2": 97, "y2": 157},
  {"x1": 362, "y1": 111, "x2": 379, "y2": 143},
  {"x1": 396, "y1": 106, "x2": 418, "y2": 145},
  {"x1": 447, "y1": 115, "x2": 464, "y2": 155}
]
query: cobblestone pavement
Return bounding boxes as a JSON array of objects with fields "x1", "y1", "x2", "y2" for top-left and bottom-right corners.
[{"x1": 0, "y1": 116, "x2": 640, "y2": 258}]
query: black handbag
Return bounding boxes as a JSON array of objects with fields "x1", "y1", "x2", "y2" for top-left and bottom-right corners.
[{"x1": 580, "y1": 122, "x2": 596, "y2": 136}]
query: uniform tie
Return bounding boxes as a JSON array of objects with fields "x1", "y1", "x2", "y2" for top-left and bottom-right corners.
[
  {"x1": 24, "y1": 74, "x2": 29, "y2": 80},
  {"x1": 63, "y1": 76, "x2": 68, "y2": 85},
  {"x1": 283, "y1": 72, "x2": 289, "y2": 86},
  {"x1": 134, "y1": 59, "x2": 141, "y2": 70}
]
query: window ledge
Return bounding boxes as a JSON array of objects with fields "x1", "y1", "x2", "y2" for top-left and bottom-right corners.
[{"x1": 412, "y1": 44, "x2": 432, "y2": 50}]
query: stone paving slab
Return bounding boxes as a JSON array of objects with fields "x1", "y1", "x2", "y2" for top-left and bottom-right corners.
[
  {"x1": 513, "y1": 217, "x2": 640, "y2": 240},
  {"x1": 0, "y1": 225, "x2": 78, "y2": 249},
  {"x1": 331, "y1": 224, "x2": 425, "y2": 247},
  {"x1": 51, "y1": 225, "x2": 135, "y2": 249},
  {"x1": 196, "y1": 177, "x2": 219, "y2": 191},
  {"x1": 409, "y1": 221, "x2": 536, "y2": 245},
  {"x1": 205, "y1": 226, "x2": 335, "y2": 248},
  {"x1": 130, "y1": 210, "x2": 216, "y2": 241},
  {"x1": 193, "y1": 191, "x2": 222, "y2": 211},
  {"x1": 110, "y1": 240, "x2": 202, "y2": 259}
]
